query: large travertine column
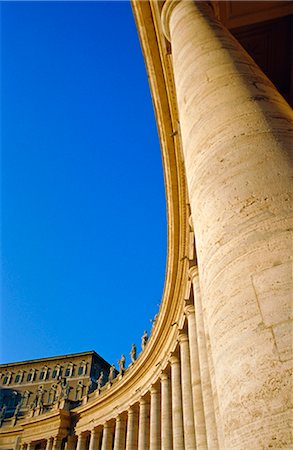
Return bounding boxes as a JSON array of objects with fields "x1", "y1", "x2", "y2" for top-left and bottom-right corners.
[
  {"x1": 150, "y1": 385, "x2": 161, "y2": 450},
  {"x1": 89, "y1": 429, "x2": 101, "y2": 450},
  {"x1": 45, "y1": 438, "x2": 53, "y2": 450},
  {"x1": 169, "y1": 355, "x2": 184, "y2": 450},
  {"x1": 101, "y1": 422, "x2": 114, "y2": 450},
  {"x1": 189, "y1": 266, "x2": 221, "y2": 449},
  {"x1": 185, "y1": 304, "x2": 208, "y2": 449},
  {"x1": 160, "y1": 373, "x2": 172, "y2": 450},
  {"x1": 178, "y1": 332, "x2": 196, "y2": 449},
  {"x1": 126, "y1": 406, "x2": 138, "y2": 450},
  {"x1": 138, "y1": 397, "x2": 150, "y2": 450},
  {"x1": 114, "y1": 415, "x2": 126, "y2": 450},
  {"x1": 161, "y1": 1, "x2": 293, "y2": 448}
]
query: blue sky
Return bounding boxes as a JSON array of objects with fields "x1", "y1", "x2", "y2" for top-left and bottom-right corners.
[{"x1": 1, "y1": 1, "x2": 166, "y2": 368}]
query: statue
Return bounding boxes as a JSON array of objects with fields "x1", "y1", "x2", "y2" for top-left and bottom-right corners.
[
  {"x1": 61, "y1": 378, "x2": 70, "y2": 399},
  {"x1": 118, "y1": 354, "x2": 126, "y2": 375},
  {"x1": 108, "y1": 364, "x2": 116, "y2": 383},
  {"x1": 130, "y1": 343, "x2": 137, "y2": 363},
  {"x1": 97, "y1": 371, "x2": 104, "y2": 390},
  {"x1": 150, "y1": 313, "x2": 158, "y2": 328},
  {"x1": 141, "y1": 330, "x2": 148, "y2": 350},
  {"x1": 76, "y1": 381, "x2": 84, "y2": 401}
]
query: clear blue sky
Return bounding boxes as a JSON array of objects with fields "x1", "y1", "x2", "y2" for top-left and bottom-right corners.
[{"x1": 1, "y1": 1, "x2": 167, "y2": 368}]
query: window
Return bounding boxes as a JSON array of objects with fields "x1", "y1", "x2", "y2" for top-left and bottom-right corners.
[
  {"x1": 40, "y1": 371, "x2": 45, "y2": 380},
  {"x1": 15, "y1": 374, "x2": 21, "y2": 383},
  {"x1": 52, "y1": 370, "x2": 57, "y2": 379},
  {"x1": 65, "y1": 368, "x2": 70, "y2": 377},
  {"x1": 27, "y1": 373, "x2": 32, "y2": 382},
  {"x1": 78, "y1": 366, "x2": 84, "y2": 376},
  {"x1": 3, "y1": 375, "x2": 9, "y2": 385}
]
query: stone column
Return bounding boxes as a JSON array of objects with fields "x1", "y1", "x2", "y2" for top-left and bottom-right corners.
[
  {"x1": 89, "y1": 428, "x2": 101, "y2": 450},
  {"x1": 189, "y1": 266, "x2": 221, "y2": 449},
  {"x1": 114, "y1": 415, "x2": 126, "y2": 450},
  {"x1": 27, "y1": 444, "x2": 34, "y2": 450},
  {"x1": 101, "y1": 422, "x2": 114, "y2": 450},
  {"x1": 66, "y1": 436, "x2": 77, "y2": 450},
  {"x1": 149, "y1": 385, "x2": 161, "y2": 450},
  {"x1": 169, "y1": 355, "x2": 184, "y2": 450},
  {"x1": 161, "y1": 0, "x2": 293, "y2": 448},
  {"x1": 160, "y1": 373, "x2": 172, "y2": 450},
  {"x1": 178, "y1": 332, "x2": 196, "y2": 449},
  {"x1": 76, "y1": 434, "x2": 87, "y2": 450},
  {"x1": 138, "y1": 397, "x2": 149, "y2": 450},
  {"x1": 126, "y1": 406, "x2": 138, "y2": 450},
  {"x1": 185, "y1": 304, "x2": 208, "y2": 449},
  {"x1": 45, "y1": 438, "x2": 54, "y2": 450},
  {"x1": 52, "y1": 437, "x2": 62, "y2": 450}
]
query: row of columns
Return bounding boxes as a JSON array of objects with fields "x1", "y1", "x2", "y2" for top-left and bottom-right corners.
[
  {"x1": 73, "y1": 309, "x2": 210, "y2": 450},
  {"x1": 18, "y1": 437, "x2": 63, "y2": 450}
]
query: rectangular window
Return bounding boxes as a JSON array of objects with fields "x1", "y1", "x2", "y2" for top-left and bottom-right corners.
[
  {"x1": 15, "y1": 374, "x2": 21, "y2": 383},
  {"x1": 52, "y1": 370, "x2": 57, "y2": 379},
  {"x1": 65, "y1": 368, "x2": 70, "y2": 377},
  {"x1": 27, "y1": 373, "x2": 32, "y2": 382}
]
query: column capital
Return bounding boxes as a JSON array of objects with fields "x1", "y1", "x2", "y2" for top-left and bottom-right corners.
[
  {"x1": 161, "y1": 0, "x2": 181, "y2": 42},
  {"x1": 150, "y1": 384, "x2": 159, "y2": 395},
  {"x1": 139, "y1": 396, "x2": 149, "y2": 406},
  {"x1": 178, "y1": 330, "x2": 189, "y2": 344},
  {"x1": 188, "y1": 265, "x2": 199, "y2": 281},
  {"x1": 184, "y1": 304, "x2": 195, "y2": 316},
  {"x1": 169, "y1": 353, "x2": 179, "y2": 365},
  {"x1": 160, "y1": 371, "x2": 169, "y2": 382}
]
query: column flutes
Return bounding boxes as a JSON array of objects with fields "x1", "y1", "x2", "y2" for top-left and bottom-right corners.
[
  {"x1": 126, "y1": 406, "x2": 138, "y2": 450},
  {"x1": 160, "y1": 372, "x2": 173, "y2": 450},
  {"x1": 138, "y1": 397, "x2": 150, "y2": 450},
  {"x1": 150, "y1": 385, "x2": 161, "y2": 450},
  {"x1": 169, "y1": 355, "x2": 184, "y2": 450},
  {"x1": 114, "y1": 415, "x2": 126, "y2": 450},
  {"x1": 185, "y1": 304, "x2": 208, "y2": 449},
  {"x1": 178, "y1": 331, "x2": 196, "y2": 449}
]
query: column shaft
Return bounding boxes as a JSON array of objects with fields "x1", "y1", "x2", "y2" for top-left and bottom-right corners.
[
  {"x1": 89, "y1": 429, "x2": 101, "y2": 450},
  {"x1": 150, "y1": 386, "x2": 161, "y2": 450},
  {"x1": 190, "y1": 267, "x2": 221, "y2": 449},
  {"x1": 76, "y1": 434, "x2": 87, "y2": 450},
  {"x1": 162, "y1": 0, "x2": 293, "y2": 448},
  {"x1": 114, "y1": 416, "x2": 126, "y2": 450},
  {"x1": 138, "y1": 398, "x2": 150, "y2": 450},
  {"x1": 52, "y1": 437, "x2": 62, "y2": 450},
  {"x1": 126, "y1": 407, "x2": 138, "y2": 450},
  {"x1": 101, "y1": 423, "x2": 114, "y2": 450},
  {"x1": 160, "y1": 374, "x2": 172, "y2": 450},
  {"x1": 185, "y1": 305, "x2": 208, "y2": 449},
  {"x1": 170, "y1": 355, "x2": 184, "y2": 450},
  {"x1": 178, "y1": 333, "x2": 196, "y2": 449},
  {"x1": 45, "y1": 438, "x2": 54, "y2": 450}
]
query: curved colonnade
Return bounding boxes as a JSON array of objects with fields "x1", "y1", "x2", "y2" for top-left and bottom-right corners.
[{"x1": 1, "y1": 1, "x2": 292, "y2": 449}]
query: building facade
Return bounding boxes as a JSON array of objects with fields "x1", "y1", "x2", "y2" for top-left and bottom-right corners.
[{"x1": 1, "y1": 1, "x2": 292, "y2": 449}]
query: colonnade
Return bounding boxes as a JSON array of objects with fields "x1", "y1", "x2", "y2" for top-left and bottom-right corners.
[{"x1": 71, "y1": 275, "x2": 219, "y2": 450}]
